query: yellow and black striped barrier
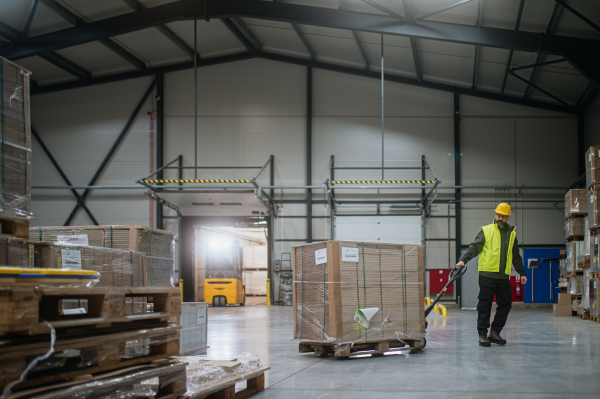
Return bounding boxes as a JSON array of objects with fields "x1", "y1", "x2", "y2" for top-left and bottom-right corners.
[
  {"x1": 330, "y1": 180, "x2": 436, "y2": 184},
  {"x1": 140, "y1": 179, "x2": 251, "y2": 184}
]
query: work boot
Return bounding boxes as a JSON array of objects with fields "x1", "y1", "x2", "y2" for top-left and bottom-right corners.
[
  {"x1": 479, "y1": 335, "x2": 491, "y2": 347},
  {"x1": 488, "y1": 330, "x2": 507, "y2": 345}
]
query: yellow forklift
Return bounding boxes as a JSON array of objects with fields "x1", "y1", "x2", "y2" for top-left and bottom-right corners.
[{"x1": 204, "y1": 240, "x2": 245, "y2": 307}]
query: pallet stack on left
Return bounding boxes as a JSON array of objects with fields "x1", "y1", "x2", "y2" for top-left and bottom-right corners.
[{"x1": 0, "y1": 59, "x2": 187, "y2": 399}]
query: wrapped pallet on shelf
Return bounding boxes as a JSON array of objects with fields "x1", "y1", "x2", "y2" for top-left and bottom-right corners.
[
  {"x1": 293, "y1": 241, "x2": 425, "y2": 357},
  {"x1": 586, "y1": 146, "x2": 600, "y2": 189},
  {"x1": 29, "y1": 225, "x2": 177, "y2": 287},
  {"x1": 588, "y1": 189, "x2": 600, "y2": 228},
  {"x1": 565, "y1": 217, "x2": 585, "y2": 240},
  {"x1": 577, "y1": 269, "x2": 591, "y2": 318},
  {"x1": 566, "y1": 241, "x2": 584, "y2": 272},
  {"x1": 0, "y1": 58, "x2": 32, "y2": 225},
  {"x1": 565, "y1": 189, "x2": 588, "y2": 219},
  {"x1": 559, "y1": 249, "x2": 567, "y2": 276},
  {"x1": 590, "y1": 279, "x2": 599, "y2": 320}
]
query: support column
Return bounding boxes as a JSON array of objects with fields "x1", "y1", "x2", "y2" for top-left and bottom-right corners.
[
  {"x1": 454, "y1": 93, "x2": 462, "y2": 307},
  {"x1": 578, "y1": 116, "x2": 585, "y2": 184},
  {"x1": 156, "y1": 72, "x2": 164, "y2": 229},
  {"x1": 307, "y1": 66, "x2": 313, "y2": 243}
]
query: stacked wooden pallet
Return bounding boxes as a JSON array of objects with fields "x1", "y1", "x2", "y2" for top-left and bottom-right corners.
[
  {"x1": 293, "y1": 240, "x2": 425, "y2": 358},
  {"x1": 0, "y1": 286, "x2": 185, "y2": 398}
]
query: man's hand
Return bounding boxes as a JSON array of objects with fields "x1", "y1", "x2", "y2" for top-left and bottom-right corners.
[
  {"x1": 521, "y1": 276, "x2": 528, "y2": 285},
  {"x1": 456, "y1": 261, "x2": 465, "y2": 269}
]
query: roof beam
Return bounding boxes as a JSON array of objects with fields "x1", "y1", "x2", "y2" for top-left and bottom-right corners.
[
  {"x1": 256, "y1": 52, "x2": 576, "y2": 114},
  {"x1": 121, "y1": 0, "x2": 197, "y2": 60},
  {"x1": 509, "y1": 70, "x2": 571, "y2": 107},
  {"x1": 500, "y1": 0, "x2": 525, "y2": 97},
  {"x1": 291, "y1": 23, "x2": 315, "y2": 60},
  {"x1": 555, "y1": 0, "x2": 600, "y2": 34},
  {"x1": 39, "y1": 52, "x2": 91, "y2": 81},
  {"x1": 362, "y1": 1, "x2": 405, "y2": 21},
  {"x1": 31, "y1": 52, "x2": 255, "y2": 95},
  {"x1": 22, "y1": 0, "x2": 40, "y2": 40},
  {"x1": 471, "y1": 0, "x2": 483, "y2": 90},
  {"x1": 0, "y1": 17, "x2": 91, "y2": 81},
  {"x1": 231, "y1": 17, "x2": 263, "y2": 51},
  {"x1": 414, "y1": 0, "x2": 475, "y2": 22},
  {"x1": 40, "y1": 0, "x2": 147, "y2": 70},
  {"x1": 30, "y1": 49, "x2": 576, "y2": 114},
  {"x1": 5, "y1": 0, "x2": 600, "y2": 91},
  {"x1": 3, "y1": 0, "x2": 599, "y2": 60},
  {"x1": 272, "y1": 1, "x2": 314, "y2": 61},
  {"x1": 523, "y1": 2, "x2": 563, "y2": 98},
  {"x1": 402, "y1": 0, "x2": 422, "y2": 84},
  {"x1": 339, "y1": 0, "x2": 369, "y2": 70},
  {"x1": 222, "y1": 18, "x2": 258, "y2": 53}
]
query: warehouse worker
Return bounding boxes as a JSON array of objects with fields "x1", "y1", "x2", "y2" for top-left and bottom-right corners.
[{"x1": 455, "y1": 203, "x2": 527, "y2": 347}]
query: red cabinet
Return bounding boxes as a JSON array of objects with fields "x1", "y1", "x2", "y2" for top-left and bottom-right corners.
[{"x1": 429, "y1": 269, "x2": 453, "y2": 294}]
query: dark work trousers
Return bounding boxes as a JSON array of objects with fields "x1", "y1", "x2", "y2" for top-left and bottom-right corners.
[{"x1": 477, "y1": 275, "x2": 512, "y2": 335}]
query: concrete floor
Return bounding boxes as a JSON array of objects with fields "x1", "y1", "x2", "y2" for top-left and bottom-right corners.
[{"x1": 205, "y1": 306, "x2": 600, "y2": 398}]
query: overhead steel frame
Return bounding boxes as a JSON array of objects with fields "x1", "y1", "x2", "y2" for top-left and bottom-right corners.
[
  {"x1": 8, "y1": 0, "x2": 598, "y2": 114},
  {"x1": 63, "y1": 78, "x2": 157, "y2": 226}
]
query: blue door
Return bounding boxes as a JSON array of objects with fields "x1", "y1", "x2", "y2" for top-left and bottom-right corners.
[{"x1": 523, "y1": 248, "x2": 562, "y2": 303}]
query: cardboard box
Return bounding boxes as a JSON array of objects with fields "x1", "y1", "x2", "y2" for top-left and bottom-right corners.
[
  {"x1": 586, "y1": 146, "x2": 600, "y2": 188},
  {"x1": 553, "y1": 304, "x2": 573, "y2": 317},
  {"x1": 293, "y1": 241, "x2": 425, "y2": 343},
  {"x1": 557, "y1": 293, "x2": 572, "y2": 306},
  {"x1": 565, "y1": 189, "x2": 588, "y2": 219},
  {"x1": 566, "y1": 241, "x2": 584, "y2": 271},
  {"x1": 565, "y1": 217, "x2": 585, "y2": 239}
]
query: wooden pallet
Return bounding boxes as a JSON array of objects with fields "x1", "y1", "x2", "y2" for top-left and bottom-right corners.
[
  {"x1": 299, "y1": 338, "x2": 425, "y2": 359},
  {"x1": 0, "y1": 214, "x2": 30, "y2": 239},
  {"x1": 592, "y1": 272, "x2": 600, "y2": 279},
  {"x1": 5, "y1": 360, "x2": 187, "y2": 399},
  {"x1": 566, "y1": 235, "x2": 584, "y2": 243},
  {"x1": 590, "y1": 315, "x2": 600, "y2": 322},
  {"x1": 565, "y1": 270, "x2": 583, "y2": 277},
  {"x1": 0, "y1": 286, "x2": 181, "y2": 336},
  {"x1": 187, "y1": 366, "x2": 270, "y2": 399},
  {"x1": 0, "y1": 325, "x2": 181, "y2": 391},
  {"x1": 577, "y1": 313, "x2": 590, "y2": 320}
]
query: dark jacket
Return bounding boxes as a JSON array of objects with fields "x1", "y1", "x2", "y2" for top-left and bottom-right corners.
[{"x1": 458, "y1": 220, "x2": 526, "y2": 279}]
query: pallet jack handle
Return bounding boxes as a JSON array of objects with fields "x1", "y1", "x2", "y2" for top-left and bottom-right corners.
[{"x1": 424, "y1": 264, "x2": 468, "y2": 318}]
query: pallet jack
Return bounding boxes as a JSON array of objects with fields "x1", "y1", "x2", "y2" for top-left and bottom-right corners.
[{"x1": 420, "y1": 264, "x2": 468, "y2": 348}]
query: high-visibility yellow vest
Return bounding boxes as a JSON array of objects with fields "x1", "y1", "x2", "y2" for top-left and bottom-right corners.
[{"x1": 478, "y1": 223, "x2": 516, "y2": 275}]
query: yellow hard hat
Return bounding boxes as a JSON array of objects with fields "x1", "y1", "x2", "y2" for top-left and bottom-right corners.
[{"x1": 495, "y1": 203, "x2": 511, "y2": 216}]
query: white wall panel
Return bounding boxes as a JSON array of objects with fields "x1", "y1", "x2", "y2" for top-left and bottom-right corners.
[
  {"x1": 30, "y1": 77, "x2": 155, "y2": 227},
  {"x1": 29, "y1": 59, "x2": 577, "y2": 266}
]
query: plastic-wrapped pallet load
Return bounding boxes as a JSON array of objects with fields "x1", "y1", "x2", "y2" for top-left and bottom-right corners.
[
  {"x1": 293, "y1": 241, "x2": 425, "y2": 344},
  {"x1": 0, "y1": 236, "x2": 30, "y2": 267},
  {"x1": 586, "y1": 146, "x2": 600, "y2": 188},
  {"x1": 566, "y1": 241, "x2": 584, "y2": 272},
  {"x1": 565, "y1": 189, "x2": 588, "y2": 219},
  {"x1": 0, "y1": 58, "x2": 32, "y2": 220},
  {"x1": 565, "y1": 217, "x2": 585, "y2": 239},
  {"x1": 559, "y1": 249, "x2": 567, "y2": 275},
  {"x1": 567, "y1": 275, "x2": 582, "y2": 295},
  {"x1": 243, "y1": 246, "x2": 268, "y2": 269},
  {"x1": 29, "y1": 225, "x2": 177, "y2": 286},
  {"x1": 588, "y1": 190, "x2": 600, "y2": 228},
  {"x1": 32, "y1": 242, "x2": 146, "y2": 287},
  {"x1": 179, "y1": 302, "x2": 208, "y2": 355},
  {"x1": 243, "y1": 270, "x2": 267, "y2": 295},
  {"x1": 577, "y1": 269, "x2": 591, "y2": 317}
]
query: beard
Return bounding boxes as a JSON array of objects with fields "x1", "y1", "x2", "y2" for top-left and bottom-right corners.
[{"x1": 496, "y1": 220, "x2": 505, "y2": 228}]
